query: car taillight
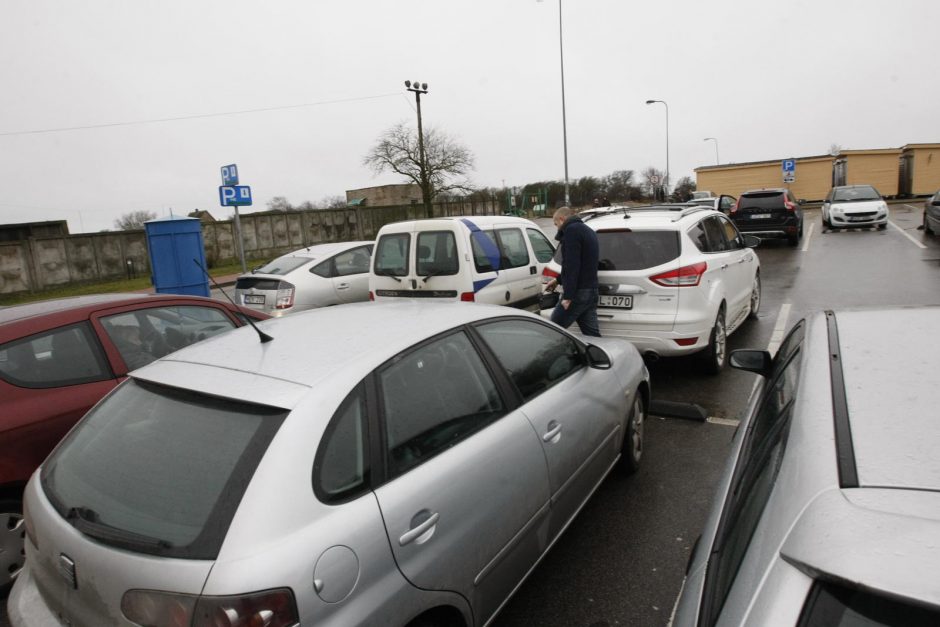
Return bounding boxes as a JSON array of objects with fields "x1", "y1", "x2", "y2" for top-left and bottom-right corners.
[
  {"x1": 122, "y1": 589, "x2": 299, "y2": 627},
  {"x1": 649, "y1": 262, "x2": 707, "y2": 287},
  {"x1": 674, "y1": 337, "x2": 699, "y2": 346},
  {"x1": 542, "y1": 267, "x2": 559, "y2": 279},
  {"x1": 460, "y1": 292, "x2": 475, "y2": 302},
  {"x1": 784, "y1": 200, "x2": 796, "y2": 212},
  {"x1": 368, "y1": 291, "x2": 374, "y2": 301},
  {"x1": 275, "y1": 284, "x2": 295, "y2": 309}
]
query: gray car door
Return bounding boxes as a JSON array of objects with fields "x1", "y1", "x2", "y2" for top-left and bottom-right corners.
[
  {"x1": 372, "y1": 329, "x2": 551, "y2": 625},
  {"x1": 474, "y1": 319, "x2": 626, "y2": 541}
]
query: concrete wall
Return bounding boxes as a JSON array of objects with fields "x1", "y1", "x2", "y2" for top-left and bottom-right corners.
[{"x1": 1, "y1": 199, "x2": 501, "y2": 295}]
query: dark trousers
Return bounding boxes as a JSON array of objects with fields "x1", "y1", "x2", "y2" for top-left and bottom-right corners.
[{"x1": 550, "y1": 288, "x2": 601, "y2": 337}]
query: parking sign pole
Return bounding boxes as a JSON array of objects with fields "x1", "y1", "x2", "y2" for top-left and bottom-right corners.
[{"x1": 233, "y1": 207, "x2": 247, "y2": 273}]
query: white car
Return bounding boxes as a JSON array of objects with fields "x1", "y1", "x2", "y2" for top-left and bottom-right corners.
[
  {"x1": 685, "y1": 194, "x2": 736, "y2": 214},
  {"x1": 821, "y1": 184, "x2": 889, "y2": 230},
  {"x1": 543, "y1": 205, "x2": 761, "y2": 373},
  {"x1": 235, "y1": 241, "x2": 374, "y2": 316}
]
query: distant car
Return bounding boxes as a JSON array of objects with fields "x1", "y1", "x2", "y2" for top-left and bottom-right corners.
[
  {"x1": 9, "y1": 301, "x2": 650, "y2": 627},
  {"x1": 672, "y1": 306, "x2": 940, "y2": 626},
  {"x1": 0, "y1": 293, "x2": 268, "y2": 595},
  {"x1": 923, "y1": 189, "x2": 940, "y2": 235},
  {"x1": 544, "y1": 205, "x2": 761, "y2": 374},
  {"x1": 821, "y1": 184, "x2": 889, "y2": 230},
  {"x1": 235, "y1": 241, "x2": 374, "y2": 316},
  {"x1": 730, "y1": 188, "x2": 804, "y2": 246},
  {"x1": 691, "y1": 191, "x2": 714, "y2": 200},
  {"x1": 686, "y1": 194, "x2": 736, "y2": 214}
]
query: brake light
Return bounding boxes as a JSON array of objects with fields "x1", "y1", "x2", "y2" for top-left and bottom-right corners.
[
  {"x1": 275, "y1": 283, "x2": 295, "y2": 309},
  {"x1": 542, "y1": 267, "x2": 560, "y2": 279},
  {"x1": 649, "y1": 262, "x2": 707, "y2": 287},
  {"x1": 368, "y1": 291, "x2": 374, "y2": 301},
  {"x1": 460, "y1": 292, "x2": 475, "y2": 302},
  {"x1": 674, "y1": 337, "x2": 699, "y2": 346},
  {"x1": 730, "y1": 198, "x2": 740, "y2": 214},
  {"x1": 784, "y1": 200, "x2": 796, "y2": 212},
  {"x1": 122, "y1": 589, "x2": 299, "y2": 627}
]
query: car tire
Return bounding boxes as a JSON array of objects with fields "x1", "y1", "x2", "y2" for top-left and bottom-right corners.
[
  {"x1": 619, "y1": 393, "x2": 645, "y2": 475},
  {"x1": 1, "y1": 498, "x2": 26, "y2": 597},
  {"x1": 698, "y1": 308, "x2": 727, "y2": 375},
  {"x1": 877, "y1": 223, "x2": 887, "y2": 231},
  {"x1": 748, "y1": 273, "x2": 761, "y2": 320}
]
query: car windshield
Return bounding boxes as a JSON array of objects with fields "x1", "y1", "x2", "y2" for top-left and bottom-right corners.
[
  {"x1": 41, "y1": 379, "x2": 287, "y2": 559},
  {"x1": 253, "y1": 256, "x2": 312, "y2": 275},
  {"x1": 832, "y1": 186, "x2": 880, "y2": 202}
]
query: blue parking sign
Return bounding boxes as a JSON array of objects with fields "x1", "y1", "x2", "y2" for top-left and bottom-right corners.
[
  {"x1": 221, "y1": 164, "x2": 239, "y2": 186},
  {"x1": 782, "y1": 159, "x2": 796, "y2": 173},
  {"x1": 219, "y1": 185, "x2": 252, "y2": 206}
]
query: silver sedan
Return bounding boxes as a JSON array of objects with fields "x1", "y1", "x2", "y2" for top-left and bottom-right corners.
[{"x1": 10, "y1": 301, "x2": 649, "y2": 627}]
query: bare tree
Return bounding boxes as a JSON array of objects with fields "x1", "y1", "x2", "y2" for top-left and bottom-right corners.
[
  {"x1": 114, "y1": 210, "x2": 157, "y2": 230},
  {"x1": 320, "y1": 195, "x2": 348, "y2": 209},
  {"x1": 266, "y1": 196, "x2": 292, "y2": 212},
  {"x1": 363, "y1": 121, "x2": 475, "y2": 218}
]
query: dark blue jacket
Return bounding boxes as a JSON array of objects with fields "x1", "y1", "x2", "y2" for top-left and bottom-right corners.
[{"x1": 556, "y1": 216, "x2": 599, "y2": 295}]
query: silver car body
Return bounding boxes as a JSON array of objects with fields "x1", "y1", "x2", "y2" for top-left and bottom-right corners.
[
  {"x1": 821, "y1": 184, "x2": 889, "y2": 229},
  {"x1": 10, "y1": 301, "x2": 649, "y2": 627},
  {"x1": 234, "y1": 240, "x2": 374, "y2": 316},
  {"x1": 924, "y1": 189, "x2": 940, "y2": 235},
  {"x1": 672, "y1": 306, "x2": 940, "y2": 626}
]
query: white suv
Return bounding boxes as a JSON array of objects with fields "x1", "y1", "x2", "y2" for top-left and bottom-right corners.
[{"x1": 543, "y1": 205, "x2": 761, "y2": 373}]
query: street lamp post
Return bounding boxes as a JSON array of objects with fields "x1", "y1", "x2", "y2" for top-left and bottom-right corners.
[
  {"x1": 405, "y1": 80, "x2": 432, "y2": 218},
  {"x1": 539, "y1": 0, "x2": 570, "y2": 207},
  {"x1": 645, "y1": 99, "x2": 669, "y2": 199},
  {"x1": 704, "y1": 137, "x2": 720, "y2": 165}
]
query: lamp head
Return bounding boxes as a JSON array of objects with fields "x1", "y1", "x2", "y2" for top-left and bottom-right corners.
[
  {"x1": 405, "y1": 80, "x2": 411, "y2": 88},
  {"x1": 645, "y1": 99, "x2": 656, "y2": 104}
]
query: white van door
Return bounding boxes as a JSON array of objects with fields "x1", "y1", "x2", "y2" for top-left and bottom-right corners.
[{"x1": 491, "y1": 227, "x2": 540, "y2": 307}]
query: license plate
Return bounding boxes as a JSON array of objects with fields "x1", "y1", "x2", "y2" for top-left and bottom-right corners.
[
  {"x1": 848, "y1": 216, "x2": 868, "y2": 222},
  {"x1": 598, "y1": 294, "x2": 633, "y2": 309},
  {"x1": 751, "y1": 213, "x2": 771, "y2": 219},
  {"x1": 244, "y1": 294, "x2": 265, "y2": 305}
]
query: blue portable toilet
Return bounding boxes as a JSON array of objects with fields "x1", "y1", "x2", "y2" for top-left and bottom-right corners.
[{"x1": 144, "y1": 216, "x2": 211, "y2": 297}]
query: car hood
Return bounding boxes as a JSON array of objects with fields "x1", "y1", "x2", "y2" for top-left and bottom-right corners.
[{"x1": 830, "y1": 199, "x2": 885, "y2": 212}]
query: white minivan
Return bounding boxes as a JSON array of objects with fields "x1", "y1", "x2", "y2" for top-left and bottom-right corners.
[{"x1": 370, "y1": 216, "x2": 555, "y2": 307}]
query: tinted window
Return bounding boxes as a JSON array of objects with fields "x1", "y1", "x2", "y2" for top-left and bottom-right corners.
[
  {"x1": 719, "y1": 216, "x2": 743, "y2": 249},
  {"x1": 375, "y1": 233, "x2": 410, "y2": 276},
  {"x1": 253, "y1": 256, "x2": 311, "y2": 276},
  {"x1": 334, "y1": 245, "x2": 373, "y2": 277},
  {"x1": 41, "y1": 380, "x2": 287, "y2": 559},
  {"x1": 595, "y1": 230, "x2": 680, "y2": 270},
  {"x1": 475, "y1": 319, "x2": 584, "y2": 401},
  {"x1": 799, "y1": 581, "x2": 940, "y2": 627},
  {"x1": 739, "y1": 192, "x2": 786, "y2": 209},
  {"x1": 689, "y1": 222, "x2": 709, "y2": 252},
  {"x1": 416, "y1": 231, "x2": 459, "y2": 276},
  {"x1": 527, "y1": 228, "x2": 555, "y2": 262},
  {"x1": 471, "y1": 230, "x2": 501, "y2": 273},
  {"x1": 314, "y1": 384, "x2": 369, "y2": 502},
  {"x1": 0, "y1": 322, "x2": 110, "y2": 388},
  {"x1": 702, "y1": 217, "x2": 728, "y2": 251},
  {"x1": 495, "y1": 228, "x2": 530, "y2": 268},
  {"x1": 380, "y1": 331, "x2": 504, "y2": 477},
  {"x1": 311, "y1": 259, "x2": 332, "y2": 278}
]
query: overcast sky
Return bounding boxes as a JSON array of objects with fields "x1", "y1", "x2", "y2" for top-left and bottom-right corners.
[{"x1": 2, "y1": 0, "x2": 937, "y2": 233}]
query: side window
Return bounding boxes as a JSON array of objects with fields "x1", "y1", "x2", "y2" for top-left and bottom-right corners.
[
  {"x1": 310, "y1": 259, "x2": 333, "y2": 278},
  {"x1": 380, "y1": 331, "x2": 505, "y2": 478},
  {"x1": 0, "y1": 323, "x2": 110, "y2": 388},
  {"x1": 470, "y1": 230, "x2": 500, "y2": 273},
  {"x1": 334, "y1": 246, "x2": 372, "y2": 277},
  {"x1": 475, "y1": 319, "x2": 584, "y2": 401},
  {"x1": 374, "y1": 233, "x2": 410, "y2": 277},
  {"x1": 101, "y1": 306, "x2": 237, "y2": 367},
  {"x1": 702, "y1": 217, "x2": 728, "y2": 252},
  {"x1": 688, "y1": 221, "x2": 710, "y2": 252},
  {"x1": 720, "y1": 196, "x2": 736, "y2": 212},
  {"x1": 526, "y1": 228, "x2": 555, "y2": 262},
  {"x1": 416, "y1": 231, "x2": 459, "y2": 276},
  {"x1": 314, "y1": 384, "x2": 370, "y2": 503},
  {"x1": 495, "y1": 228, "x2": 530, "y2": 268},
  {"x1": 718, "y1": 216, "x2": 743, "y2": 249}
]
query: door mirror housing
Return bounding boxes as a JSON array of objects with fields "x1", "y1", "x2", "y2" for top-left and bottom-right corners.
[
  {"x1": 743, "y1": 235, "x2": 761, "y2": 249},
  {"x1": 730, "y1": 349, "x2": 773, "y2": 378},
  {"x1": 585, "y1": 344, "x2": 612, "y2": 370}
]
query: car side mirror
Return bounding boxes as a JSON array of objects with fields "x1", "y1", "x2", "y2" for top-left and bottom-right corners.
[
  {"x1": 585, "y1": 344, "x2": 612, "y2": 370},
  {"x1": 743, "y1": 235, "x2": 761, "y2": 248},
  {"x1": 730, "y1": 349, "x2": 773, "y2": 378},
  {"x1": 798, "y1": 199, "x2": 805, "y2": 205}
]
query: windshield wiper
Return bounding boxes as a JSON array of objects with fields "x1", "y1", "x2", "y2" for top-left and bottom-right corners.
[
  {"x1": 420, "y1": 268, "x2": 448, "y2": 283},
  {"x1": 375, "y1": 269, "x2": 403, "y2": 283},
  {"x1": 66, "y1": 506, "x2": 173, "y2": 550}
]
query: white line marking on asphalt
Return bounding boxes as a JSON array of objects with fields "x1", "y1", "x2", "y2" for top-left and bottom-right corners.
[
  {"x1": 707, "y1": 417, "x2": 739, "y2": 427},
  {"x1": 889, "y1": 220, "x2": 927, "y2": 249},
  {"x1": 904, "y1": 204, "x2": 922, "y2": 211},
  {"x1": 801, "y1": 221, "x2": 815, "y2": 252},
  {"x1": 768, "y1": 302, "x2": 791, "y2": 356}
]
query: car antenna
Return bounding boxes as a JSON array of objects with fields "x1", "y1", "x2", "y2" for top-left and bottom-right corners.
[{"x1": 192, "y1": 259, "x2": 273, "y2": 343}]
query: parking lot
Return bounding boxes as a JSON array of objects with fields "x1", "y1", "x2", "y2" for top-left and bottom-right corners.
[{"x1": 3, "y1": 205, "x2": 939, "y2": 627}]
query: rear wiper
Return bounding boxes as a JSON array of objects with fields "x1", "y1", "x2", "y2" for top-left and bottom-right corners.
[
  {"x1": 420, "y1": 268, "x2": 447, "y2": 283},
  {"x1": 374, "y1": 269, "x2": 403, "y2": 283},
  {"x1": 66, "y1": 506, "x2": 173, "y2": 550}
]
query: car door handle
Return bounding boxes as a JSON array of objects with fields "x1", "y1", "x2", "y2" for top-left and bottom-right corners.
[
  {"x1": 530, "y1": 266, "x2": 537, "y2": 275},
  {"x1": 543, "y1": 421, "x2": 562, "y2": 443},
  {"x1": 721, "y1": 264, "x2": 729, "y2": 270},
  {"x1": 336, "y1": 283, "x2": 350, "y2": 290},
  {"x1": 399, "y1": 512, "x2": 440, "y2": 546}
]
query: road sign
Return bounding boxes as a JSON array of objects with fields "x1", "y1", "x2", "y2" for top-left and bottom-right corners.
[
  {"x1": 783, "y1": 173, "x2": 795, "y2": 183},
  {"x1": 782, "y1": 159, "x2": 796, "y2": 183},
  {"x1": 221, "y1": 164, "x2": 239, "y2": 186},
  {"x1": 219, "y1": 185, "x2": 252, "y2": 206}
]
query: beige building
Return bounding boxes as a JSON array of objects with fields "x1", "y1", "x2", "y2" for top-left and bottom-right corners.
[
  {"x1": 346, "y1": 183, "x2": 422, "y2": 207},
  {"x1": 899, "y1": 143, "x2": 940, "y2": 195},
  {"x1": 696, "y1": 155, "x2": 833, "y2": 202},
  {"x1": 832, "y1": 149, "x2": 902, "y2": 196}
]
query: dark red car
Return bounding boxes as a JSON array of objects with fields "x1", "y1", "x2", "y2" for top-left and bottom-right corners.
[{"x1": 0, "y1": 293, "x2": 268, "y2": 594}]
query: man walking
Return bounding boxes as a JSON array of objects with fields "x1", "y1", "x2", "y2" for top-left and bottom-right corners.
[{"x1": 545, "y1": 206, "x2": 601, "y2": 337}]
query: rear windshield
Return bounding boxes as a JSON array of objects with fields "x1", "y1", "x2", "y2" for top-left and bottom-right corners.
[
  {"x1": 592, "y1": 230, "x2": 680, "y2": 270},
  {"x1": 416, "y1": 231, "x2": 458, "y2": 277},
  {"x1": 375, "y1": 233, "x2": 410, "y2": 277},
  {"x1": 799, "y1": 580, "x2": 940, "y2": 626},
  {"x1": 253, "y1": 256, "x2": 311, "y2": 276},
  {"x1": 41, "y1": 380, "x2": 287, "y2": 559},
  {"x1": 832, "y1": 186, "x2": 881, "y2": 202},
  {"x1": 740, "y1": 192, "x2": 786, "y2": 209}
]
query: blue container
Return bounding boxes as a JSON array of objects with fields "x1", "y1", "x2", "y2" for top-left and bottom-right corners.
[{"x1": 144, "y1": 216, "x2": 210, "y2": 297}]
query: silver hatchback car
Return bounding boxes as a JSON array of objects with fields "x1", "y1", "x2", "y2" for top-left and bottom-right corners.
[
  {"x1": 672, "y1": 306, "x2": 940, "y2": 626},
  {"x1": 10, "y1": 301, "x2": 649, "y2": 627}
]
